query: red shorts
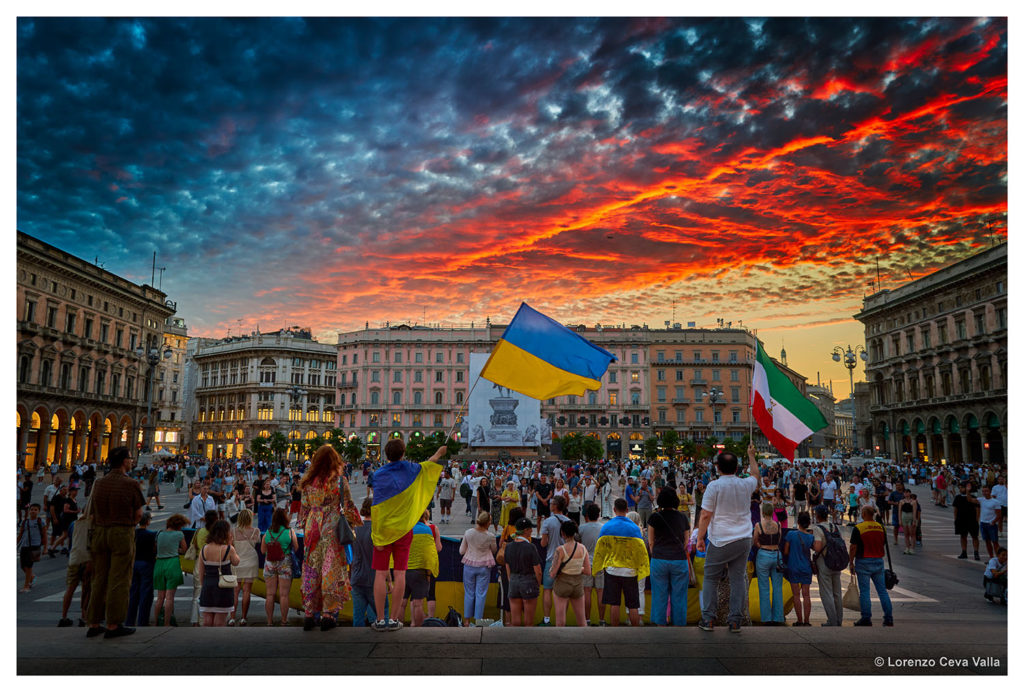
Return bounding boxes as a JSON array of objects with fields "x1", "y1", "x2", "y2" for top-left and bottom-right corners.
[{"x1": 371, "y1": 530, "x2": 413, "y2": 571}]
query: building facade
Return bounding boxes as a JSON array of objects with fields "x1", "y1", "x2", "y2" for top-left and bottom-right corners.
[
  {"x1": 151, "y1": 317, "x2": 189, "y2": 454},
  {"x1": 854, "y1": 243, "x2": 1007, "y2": 465},
  {"x1": 189, "y1": 328, "x2": 339, "y2": 459},
  {"x1": 336, "y1": 323, "x2": 794, "y2": 461},
  {"x1": 16, "y1": 231, "x2": 176, "y2": 469},
  {"x1": 806, "y1": 383, "x2": 837, "y2": 457}
]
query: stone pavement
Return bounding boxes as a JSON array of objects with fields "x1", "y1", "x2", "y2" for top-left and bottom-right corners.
[{"x1": 16, "y1": 620, "x2": 1007, "y2": 675}]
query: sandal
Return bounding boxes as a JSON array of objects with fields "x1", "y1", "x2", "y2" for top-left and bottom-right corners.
[{"x1": 239, "y1": 618, "x2": 247, "y2": 626}]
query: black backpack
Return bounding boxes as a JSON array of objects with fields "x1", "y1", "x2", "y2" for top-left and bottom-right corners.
[
  {"x1": 459, "y1": 480, "x2": 472, "y2": 499},
  {"x1": 816, "y1": 522, "x2": 849, "y2": 572},
  {"x1": 443, "y1": 606, "x2": 463, "y2": 628}
]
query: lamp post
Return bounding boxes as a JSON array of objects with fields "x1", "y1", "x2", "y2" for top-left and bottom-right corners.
[
  {"x1": 288, "y1": 385, "x2": 307, "y2": 464},
  {"x1": 699, "y1": 386, "x2": 724, "y2": 443},
  {"x1": 135, "y1": 343, "x2": 172, "y2": 456},
  {"x1": 831, "y1": 345, "x2": 867, "y2": 453}
]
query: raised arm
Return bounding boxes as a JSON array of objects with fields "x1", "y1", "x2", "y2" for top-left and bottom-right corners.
[{"x1": 747, "y1": 443, "x2": 761, "y2": 486}]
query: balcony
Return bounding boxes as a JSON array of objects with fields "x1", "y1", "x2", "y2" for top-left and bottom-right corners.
[
  {"x1": 690, "y1": 379, "x2": 708, "y2": 386},
  {"x1": 624, "y1": 403, "x2": 648, "y2": 411},
  {"x1": 672, "y1": 398, "x2": 691, "y2": 405}
]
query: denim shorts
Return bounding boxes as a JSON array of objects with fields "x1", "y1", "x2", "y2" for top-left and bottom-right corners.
[
  {"x1": 509, "y1": 573, "x2": 540, "y2": 600},
  {"x1": 542, "y1": 558, "x2": 555, "y2": 589},
  {"x1": 980, "y1": 522, "x2": 999, "y2": 542}
]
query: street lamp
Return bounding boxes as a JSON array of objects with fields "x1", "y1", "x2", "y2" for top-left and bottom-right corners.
[
  {"x1": 288, "y1": 385, "x2": 307, "y2": 463},
  {"x1": 135, "y1": 342, "x2": 172, "y2": 456},
  {"x1": 831, "y1": 345, "x2": 867, "y2": 453},
  {"x1": 699, "y1": 386, "x2": 724, "y2": 442}
]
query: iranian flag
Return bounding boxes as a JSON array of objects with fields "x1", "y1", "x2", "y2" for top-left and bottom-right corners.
[{"x1": 751, "y1": 342, "x2": 828, "y2": 461}]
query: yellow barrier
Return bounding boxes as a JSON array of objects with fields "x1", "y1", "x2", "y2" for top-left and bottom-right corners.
[{"x1": 182, "y1": 555, "x2": 794, "y2": 625}]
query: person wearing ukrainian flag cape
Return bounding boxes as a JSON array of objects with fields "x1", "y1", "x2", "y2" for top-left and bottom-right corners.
[
  {"x1": 592, "y1": 498, "x2": 650, "y2": 627},
  {"x1": 370, "y1": 438, "x2": 447, "y2": 632}
]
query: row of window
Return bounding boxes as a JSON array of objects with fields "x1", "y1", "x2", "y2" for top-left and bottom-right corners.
[
  {"x1": 870, "y1": 306, "x2": 1006, "y2": 361},
  {"x1": 18, "y1": 354, "x2": 137, "y2": 400},
  {"x1": 869, "y1": 280, "x2": 1005, "y2": 334},
  {"x1": 653, "y1": 408, "x2": 743, "y2": 424},
  {"x1": 367, "y1": 390, "x2": 465, "y2": 406},
  {"x1": 655, "y1": 368, "x2": 740, "y2": 382},
  {"x1": 654, "y1": 350, "x2": 741, "y2": 363},
  {"x1": 23, "y1": 298, "x2": 150, "y2": 352},
  {"x1": 24, "y1": 272, "x2": 146, "y2": 322},
  {"x1": 653, "y1": 386, "x2": 743, "y2": 403},
  {"x1": 199, "y1": 407, "x2": 331, "y2": 422},
  {"x1": 873, "y1": 362, "x2": 999, "y2": 406}
]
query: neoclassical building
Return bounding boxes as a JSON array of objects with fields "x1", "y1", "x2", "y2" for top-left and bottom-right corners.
[
  {"x1": 189, "y1": 328, "x2": 339, "y2": 459},
  {"x1": 855, "y1": 243, "x2": 1007, "y2": 465},
  {"x1": 16, "y1": 231, "x2": 177, "y2": 469},
  {"x1": 335, "y1": 322, "x2": 804, "y2": 461}
]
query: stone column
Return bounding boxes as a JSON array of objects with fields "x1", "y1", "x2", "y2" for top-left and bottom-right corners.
[
  {"x1": 961, "y1": 435, "x2": 971, "y2": 465},
  {"x1": 942, "y1": 434, "x2": 951, "y2": 464},
  {"x1": 982, "y1": 433, "x2": 991, "y2": 465},
  {"x1": 926, "y1": 435, "x2": 934, "y2": 464},
  {"x1": 37, "y1": 422, "x2": 50, "y2": 469},
  {"x1": 16, "y1": 420, "x2": 28, "y2": 470}
]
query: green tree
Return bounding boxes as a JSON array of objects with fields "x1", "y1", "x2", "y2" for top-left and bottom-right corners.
[
  {"x1": 679, "y1": 438, "x2": 697, "y2": 461},
  {"x1": 326, "y1": 428, "x2": 346, "y2": 455},
  {"x1": 402, "y1": 431, "x2": 462, "y2": 462},
  {"x1": 343, "y1": 436, "x2": 365, "y2": 467},
  {"x1": 661, "y1": 429, "x2": 680, "y2": 461},
  {"x1": 306, "y1": 434, "x2": 326, "y2": 459},
  {"x1": 644, "y1": 436, "x2": 661, "y2": 461},
  {"x1": 268, "y1": 432, "x2": 288, "y2": 463},
  {"x1": 723, "y1": 435, "x2": 751, "y2": 458},
  {"x1": 250, "y1": 436, "x2": 271, "y2": 463},
  {"x1": 581, "y1": 435, "x2": 603, "y2": 463},
  {"x1": 560, "y1": 432, "x2": 584, "y2": 461}
]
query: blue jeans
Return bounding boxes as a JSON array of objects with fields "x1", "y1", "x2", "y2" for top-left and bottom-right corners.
[
  {"x1": 351, "y1": 584, "x2": 378, "y2": 627},
  {"x1": 257, "y1": 504, "x2": 273, "y2": 532},
  {"x1": 755, "y1": 550, "x2": 784, "y2": 623},
  {"x1": 855, "y1": 558, "x2": 893, "y2": 621},
  {"x1": 126, "y1": 560, "x2": 154, "y2": 626},
  {"x1": 650, "y1": 558, "x2": 689, "y2": 626},
  {"x1": 463, "y1": 564, "x2": 490, "y2": 621}
]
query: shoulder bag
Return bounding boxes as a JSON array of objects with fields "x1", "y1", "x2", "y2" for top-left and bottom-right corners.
[
  {"x1": 336, "y1": 513, "x2": 355, "y2": 546},
  {"x1": 883, "y1": 525, "x2": 899, "y2": 590},
  {"x1": 553, "y1": 542, "x2": 579, "y2": 579},
  {"x1": 215, "y1": 545, "x2": 237, "y2": 588},
  {"x1": 184, "y1": 530, "x2": 198, "y2": 562}
]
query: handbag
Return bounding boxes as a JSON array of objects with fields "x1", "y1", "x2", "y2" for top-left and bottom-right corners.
[
  {"x1": 184, "y1": 532, "x2": 198, "y2": 562},
  {"x1": 883, "y1": 529, "x2": 899, "y2": 590},
  {"x1": 215, "y1": 546, "x2": 237, "y2": 588},
  {"x1": 336, "y1": 513, "x2": 355, "y2": 546},
  {"x1": 842, "y1": 572, "x2": 860, "y2": 611}
]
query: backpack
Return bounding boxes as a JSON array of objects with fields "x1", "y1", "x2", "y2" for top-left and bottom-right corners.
[
  {"x1": 459, "y1": 480, "x2": 472, "y2": 499},
  {"x1": 265, "y1": 528, "x2": 286, "y2": 562},
  {"x1": 443, "y1": 606, "x2": 463, "y2": 628},
  {"x1": 815, "y1": 522, "x2": 849, "y2": 572}
]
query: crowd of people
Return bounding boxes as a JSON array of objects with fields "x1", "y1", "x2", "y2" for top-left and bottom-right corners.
[{"x1": 15, "y1": 442, "x2": 1008, "y2": 637}]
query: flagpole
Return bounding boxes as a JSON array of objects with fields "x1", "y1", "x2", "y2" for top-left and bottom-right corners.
[{"x1": 445, "y1": 371, "x2": 486, "y2": 442}]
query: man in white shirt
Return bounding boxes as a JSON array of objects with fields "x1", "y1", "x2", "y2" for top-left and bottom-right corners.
[
  {"x1": 978, "y1": 485, "x2": 1003, "y2": 559},
  {"x1": 821, "y1": 473, "x2": 839, "y2": 521},
  {"x1": 696, "y1": 443, "x2": 760, "y2": 633},
  {"x1": 436, "y1": 471, "x2": 456, "y2": 524},
  {"x1": 991, "y1": 475, "x2": 1007, "y2": 531},
  {"x1": 189, "y1": 484, "x2": 217, "y2": 528}
]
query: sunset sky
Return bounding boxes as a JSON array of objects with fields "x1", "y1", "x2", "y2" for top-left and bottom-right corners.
[{"x1": 16, "y1": 17, "x2": 1007, "y2": 400}]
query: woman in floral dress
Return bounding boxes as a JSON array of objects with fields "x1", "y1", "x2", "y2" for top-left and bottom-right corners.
[{"x1": 298, "y1": 445, "x2": 361, "y2": 631}]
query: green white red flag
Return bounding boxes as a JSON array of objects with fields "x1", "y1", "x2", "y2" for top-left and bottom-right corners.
[{"x1": 750, "y1": 342, "x2": 828, "y2": 461}]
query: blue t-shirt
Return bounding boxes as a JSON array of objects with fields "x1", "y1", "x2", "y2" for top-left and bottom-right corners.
[{"x1": 784, "y1": 530, "x2": 814, "y2": 580}]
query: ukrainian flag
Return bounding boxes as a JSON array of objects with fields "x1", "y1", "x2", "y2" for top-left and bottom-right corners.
[
  {"x1": 481, "y1": 303, "x2": 617, "y2": 400},
  {"x1": 592, "y1": 516, "x2": 651, "y2": 580},
  {"x1": 370, "y1": 460, "x2": 442, "y2": 546}
]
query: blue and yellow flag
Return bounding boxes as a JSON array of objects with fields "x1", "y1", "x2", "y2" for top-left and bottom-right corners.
[
  {"x1": 370, "y1": 460, "x2": 442, "y2": 546},
  {"x1": 393, "y1": 522, "x2": 440, "y2": 577},
  {"x1": 480, "y1": 303, "x2": 617, "y2": 400},
  {"x1": 592, "y1": 515, "x2": 651, "y2": 580}
]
